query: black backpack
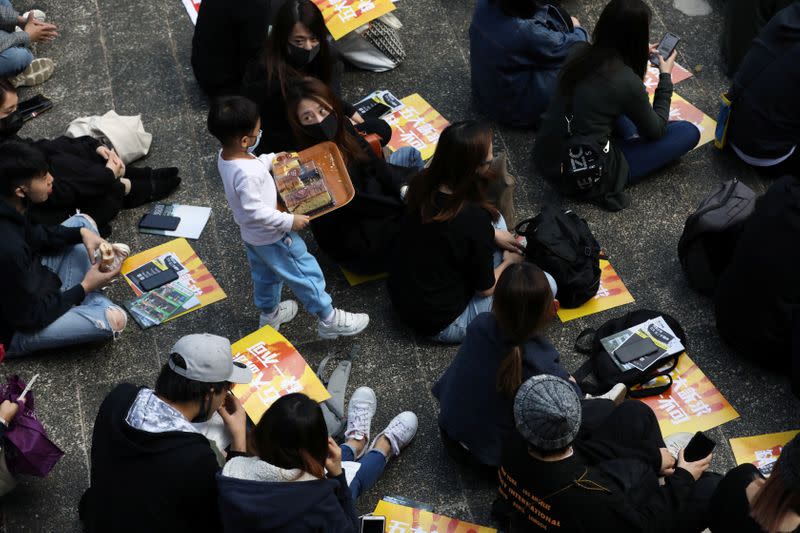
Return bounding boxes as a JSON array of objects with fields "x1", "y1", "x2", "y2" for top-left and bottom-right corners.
[
  {"x1": 573, "y1": 309, "x2": 686, "y2": 398},
  {"x1": 514, "y1": 206, "x2": 601, "y2": 308},
  {"x1": 678, "y1": 178, "x2": 755, "y2": 296}
]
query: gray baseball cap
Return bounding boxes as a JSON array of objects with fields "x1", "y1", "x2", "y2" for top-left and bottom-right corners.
[{"x1": 169, "y1": 334, "x2": 252, "y2": 384}]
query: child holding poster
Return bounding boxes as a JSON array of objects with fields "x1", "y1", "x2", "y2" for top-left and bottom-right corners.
[
  {"x1": 208, "y1": 95, "x2": 369, "y2": 339},
  {"x1": 217, "y1": 391, "x2": 418, "y2": 531}
]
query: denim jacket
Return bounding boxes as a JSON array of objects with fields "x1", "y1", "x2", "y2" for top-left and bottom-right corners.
[{"x1": 469, "y1": 0, "x2": 588, "y2": 128}]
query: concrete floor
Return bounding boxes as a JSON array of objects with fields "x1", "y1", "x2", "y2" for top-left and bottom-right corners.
[{"x1": 1, "y1": 0, "x2": 799, "y2": 530}]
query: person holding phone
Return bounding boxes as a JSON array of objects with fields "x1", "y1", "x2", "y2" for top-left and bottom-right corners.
[
  {"x1": 495, "y1": 375, "x2": 718, "y2": 532},
  {"x1": 0, "y1": 141, "x2": 128, "y2": 358},
  {"x1": 217, "y1": 391, "x2": 418, "y2": 532},
  {"x1": 533, "y1": 0, "x2": 700, "y2": 211}
]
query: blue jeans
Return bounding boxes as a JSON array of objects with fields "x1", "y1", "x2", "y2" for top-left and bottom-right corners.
[
  {"x1": 615, "y1": 116, "x2": 700, "y2": 185},
  {"x1": 341, "y1": 444, "x2": 387, "y2": 499},
  {"x1": 245, "y1": 233, "x2": 334, "y2": 320},
  {"x1": 431, "y1": 216, "x2": 507, "y2": 344},
  {"x1": 6, "y1": 215, "x2": 122, "y2": 358},
  {"x1": 0, "y1": 0, "x2": 33, "y2": 78},
  {"x1": 387, "y1": 146, "x2": 425, "y2": 170}
]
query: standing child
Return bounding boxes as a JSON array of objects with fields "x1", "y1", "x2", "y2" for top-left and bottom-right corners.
[{"x1": 208, "y1": 96, "x2": 369, "y2": 338}]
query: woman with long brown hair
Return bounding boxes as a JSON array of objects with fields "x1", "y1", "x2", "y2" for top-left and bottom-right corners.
[
  {"x1": 387, "y1": 120, "x2": 524, "y2": 343},
  {"x1": 432, "y1": 263, "x2": 568, "y2": 468},
  {"x1": 710, "y1": 434, "x2": 800, "y2": 532},
  {"x1": 284, "y1": 76, "x2": 423, "y2": 275}
]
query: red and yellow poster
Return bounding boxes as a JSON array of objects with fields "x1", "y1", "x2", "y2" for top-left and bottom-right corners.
[
  {"x1": 182, "y1": 0, "x2": 201, "y2": 24},
  {"x1": 311, "y1": 0, "x2": 396, "y2": 40},
  {"x1": 644, "y1": 62, "x2": 693, "y2": 94},
  {"x1": 121, "y1": 238, "x2": 226, "y2": 321},
  {"x1": 373, "y1": 500, "x2": 497, "y2": 533},
  {"x1": 557, "y1": 259, "x2": 634, "y2": 322},
  {"x1": 636, "y1": 353, "x2": 739, "y2": 437},
  {"x1": 730, "y1": 430, "x2": 800, "y2": 469},
  {"x1": 231, "y1": 326, "x2": 330, "y2": 422},
  {"x1": 648, "y1": 92, "x2": 716, "y2": 149},
  {"x1": 384, "y1": 94, "x2": 450, "y2": 161}
]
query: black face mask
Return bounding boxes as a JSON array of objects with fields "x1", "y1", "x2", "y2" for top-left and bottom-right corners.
[
  {"x1": 0, "y1": 111, "x2": 23, "y2": 138},
  {"x1": 287, "y1": 43, "x2": 320, "y2": 67},
  {"x1": 302, "y1": 113, "x2": 339, "y2": 142},
  {"x1": 191, "y1": 394, "x2": 214, "y2": 423}
]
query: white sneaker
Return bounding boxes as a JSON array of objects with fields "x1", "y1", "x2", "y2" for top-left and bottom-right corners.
[
  {"x1": 317, "y1": 308, "x2": 369, "y2": 339},
  {"x1": 10, "y1": 58, "x2": 54, "y2": 88},
  {"x1": 344, "y1": 387, "x2": 376, "y2": 459},
  {"x1": 369, "y1": 411, "x2": 418, "y2": 458},
  {"x1": 589, "y1": 383, "x2": 627, "y2": 405},
  {"x1": 259, "y1": 300, "x2": 298, "y2": 330}
]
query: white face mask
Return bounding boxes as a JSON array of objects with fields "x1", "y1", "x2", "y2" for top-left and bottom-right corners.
[{"x1": 247, "y1": 129, "x2": 263, "y2": 154}]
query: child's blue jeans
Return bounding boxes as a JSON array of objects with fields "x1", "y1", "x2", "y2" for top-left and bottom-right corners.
[
  {"x1": 6, "y1": 214, "x2": 123, "y2": 357},
  {"x1": 245, "y1": 232, "x2": 334, "y2": 320}
]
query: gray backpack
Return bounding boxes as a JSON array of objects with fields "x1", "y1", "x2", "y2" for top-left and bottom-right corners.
[{"x1": 678, "y1": 178, "x2": 756, "y2": 295}]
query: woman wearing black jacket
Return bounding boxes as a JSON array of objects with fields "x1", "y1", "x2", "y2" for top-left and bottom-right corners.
[{"x1": 284, "y1": 77, "x2": 423, "y2": 275}]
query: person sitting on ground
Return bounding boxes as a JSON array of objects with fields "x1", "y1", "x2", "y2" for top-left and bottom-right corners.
[
  {"x1": 433, "y1": 263, "x2": 625, "y2": 470},
  {"x1": 191, "y1": 0, "x2": 271, "y2": 97},
  {"x1": 724, "y1": 2, "x2": 800, "y2": 177},
  {"x1": 79, "y1": 334, "x2": 252, "y2": 533},
  {"x1": 0, "y1": 80, "x2": 181, "y2": 236},
  {"x1": 208, "y1": 95, "x2": 370, "y2": 338},
  {"x1": 0, "y1": 5, "x2": 56, "y2": 88},
  {"x1": 534, "y1": 0, "x2": 700, "y2": 211},
  {"x1": 496, "y1": 375, "x2": 718, "y2": 532},
  {"x1": 714, "y1": 175, "x2": 800, "y2": 392},
  {"x1": 0, "y1": 141, "x2": 128, "y2": 358},
  {"x1": 710, "y1": 433, "x2": 800, "y2": 532},
  {"x1": 470, "y1": 0, "x2": 588, "y2": 129},
  {"x1": 241, "y1": 0, "x2": 386, "y2": 155},
  {"x1": 285, "y1": 77, "x2": 423, "y2": 275},
  {"x1": 0, "y1": 398, "x2": 23, "y2": 496},
  {"x1": 217, "y1": 389, "x2": 418, "y2": 532},
  {"x1": 720, "y1": 0, "x2": 794, "y2": 77},
  {"x1": 388, "y1": 120, "x2": 525, "y2": 344}
]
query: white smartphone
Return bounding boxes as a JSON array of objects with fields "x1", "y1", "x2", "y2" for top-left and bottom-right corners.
[{"x1": 360, "y1": 515, "x2": 386, "y2": 533}]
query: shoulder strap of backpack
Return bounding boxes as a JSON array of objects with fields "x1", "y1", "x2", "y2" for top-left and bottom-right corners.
[{"x1": 626, "y1": 355, "x2": 681, "y2": 399}]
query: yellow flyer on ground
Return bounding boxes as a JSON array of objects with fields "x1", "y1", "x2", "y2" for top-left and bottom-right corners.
[
  {"x1": 730, "y1": 430, "x2": 800, "y2": 470},
  {"x1": 120, "y1": 238, "x2": 226, "y2": 321},
  {"x1": 231, "y1": 326, "x2": 330, "y2": 422},
  {"x1": 636, "y1": 353, "x2": 739, "y2": 437},
  {"x1": 383, "y1": 94, "x2": 450, "y2": 160},
  {"x1": 648, "y1": 92, "x2": 716, "y2": 149},
  {"x1": 557, "y1": 259, "x2": 634, "y2": 322},
  {"x1": 373, "y1": 500, "x2": 497, "y2": 533},
  {"x1": 340, "y1": 266, "x2": 387, "y2": 286},
  {"x1": 311, "y1": 0, "x2": 395, "y2": 40}
]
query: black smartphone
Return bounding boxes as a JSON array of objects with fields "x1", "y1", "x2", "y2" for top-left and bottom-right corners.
[
  {"x1": 614, "y1": 335, "x2": 660, "y2": 364},
  {"x1": 139, "y1": 214, "x2": 180, "y2": 231},
  {"x1": 139, "y1": 268, "x2": 178, "y2": 291},
  {"x1": 650, "y1": 32, "x2": 680, "y2": 66},
  {"x1": 683, "y1": 431, "x2": 716, "y2": 461},
  {"x1": 360, "y1": 516, "x2": 386, "y2": 533}
]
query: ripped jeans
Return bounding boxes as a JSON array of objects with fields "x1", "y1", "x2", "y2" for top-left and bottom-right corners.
[{"x1": 6, "y1": 215, "x2": 125, "y2": 358}]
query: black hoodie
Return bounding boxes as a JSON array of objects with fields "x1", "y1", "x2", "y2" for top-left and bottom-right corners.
[
  {"x1": 80, "y1": 384, "x2": 223, "y2": 533},
  {"x1": 0, "y1": 200, "x2": 85, "y2": 347}
]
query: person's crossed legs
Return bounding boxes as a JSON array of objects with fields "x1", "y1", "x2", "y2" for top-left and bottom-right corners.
[{"x1": 6, "y1": 213, "x2": 127, "y2": 358}]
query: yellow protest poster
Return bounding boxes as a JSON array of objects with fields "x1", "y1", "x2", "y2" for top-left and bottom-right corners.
[
  {"x1": 340, "y1": 266, "x2": 387, "y2": 286},
  {"x1": 311, "y1": 0, "x2": 395, "y2": 40},
  {"x1": 384, "y1": 93, "x2": 450, "y2": 160},
  {"x1": 636, "y1": 353, "x2": 739, "y2": 437},
  {"x1": 648, "y1": 92, "x2": 716, "y2": 149},
  {"x1": 373, "y1": 500, "x2": 497, "y2": 533},
  {"x1": 231, "y1": 326, "x2": 330, "y2": 423},
  {"x1": 730, "y1": 430, "x2": 800, "y2": 471},
  {"x1": 121, "y1": 238, "x2": 226, "y2": 322},
  {"x1": 557, "y1": 259, "x2": 634, "y2": 322}
]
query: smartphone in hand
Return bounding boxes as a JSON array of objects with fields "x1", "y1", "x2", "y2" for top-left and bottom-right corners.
[{"x1": 651, "y1": 32, "x2": 680, "y2": 66}]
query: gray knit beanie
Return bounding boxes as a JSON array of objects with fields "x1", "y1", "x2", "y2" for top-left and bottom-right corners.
[
  {"x1": 513, "y1": 375, "x2": 582, "y2": 451},
  {"x1": 779, "y1": 435, "x2": 800, "y2": 490}
]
